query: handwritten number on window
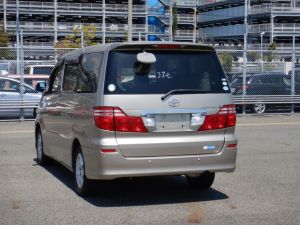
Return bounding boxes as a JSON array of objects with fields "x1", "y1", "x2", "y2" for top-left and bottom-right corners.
[{"x1": 157, "y1": 71, "x2": 172, "y2": 79}]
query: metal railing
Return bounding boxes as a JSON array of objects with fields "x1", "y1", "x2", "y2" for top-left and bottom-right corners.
[
  {"x1": 248, "y1": 23, "x2": 300, "y2": 34},
  {"x1": 6, "y1": 21, "x2": 147, "y2": 33},
  {"x1": 233, "y1": 95, "x2": 300, "y2": 105},
  {"x1": 250, "y1": 3, "x2": 300, "y2": 15},
  {"x1": 177, "y1": 14, "x2": 195, "y2": 23},
  {"x1": 6, "y1": 21, "x2": 54, "y2": 31},
  {"x1": 197, "y1": 0, "x2": 227, "y2": 6},
  {"x1": 6, "y1": 1, "x2": 146, "y2": 14},
  {"x1": 0, "y1": 100, "x2": 39, "y2": 109},
  {"x1": 174, "y1": 30, "x2": 194, "y2": 38}
]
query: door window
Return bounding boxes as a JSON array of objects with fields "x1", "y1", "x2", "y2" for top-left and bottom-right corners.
[
  {"x1": 63, "y1": 64, "x2": 80, "y2": 92},
  {"x1": 78, "y1": 52, "x2": 103, "y2": 92},
  {"x1": 48, "y1": 64, "x2": 63, "y2": 93},
  {"x1": 0, "y1": 79, "x2": 19, "y2": 92}
]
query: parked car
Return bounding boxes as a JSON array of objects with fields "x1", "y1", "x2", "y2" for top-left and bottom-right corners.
[
  {"x1": 35, "y1": 42, "x2": 237, "y2": 196},
  {"x1": 230, "y1": 72, "x2": 300, "y2": 113},
  {"x1": 0, "y1": 77, "x2": 42, "y2": 118},
  {"x1": 5, "y1": 74, "x2": 49, "y2": 89}
]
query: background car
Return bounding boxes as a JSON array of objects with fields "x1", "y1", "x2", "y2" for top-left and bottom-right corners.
[
  {"x1": 0, "y1": 77, "x2": 42, "y2": 118},
  {"x1": 230, "y1": 72, "x2": 300, "y2": 113}
]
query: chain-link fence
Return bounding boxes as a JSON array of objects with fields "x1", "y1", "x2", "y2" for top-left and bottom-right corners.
[
  {"x1": 0, "y1": 47, "x2": 72, "y2": 120},
  {"x1": 0, "y1": 46, "x2": 299, "y2": 120},
  {"x1": 219, "y1": 49, "x2": 300, "y2": 114}
]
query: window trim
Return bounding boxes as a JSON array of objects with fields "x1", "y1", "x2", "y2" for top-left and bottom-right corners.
[{"x1": 46, "y1": 62, "x2": 64, "y2": 94}]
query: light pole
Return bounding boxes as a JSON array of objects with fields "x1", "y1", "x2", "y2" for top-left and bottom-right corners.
[
  {"x1": 128, "y1": 0, "x2": 132, "y2": 42},
  {"x1": 102, "y1": 0, "x2": 106, "y2": 44},
  {"x1": 260, "y1": 31, "x2": 265, "y2": 72}
]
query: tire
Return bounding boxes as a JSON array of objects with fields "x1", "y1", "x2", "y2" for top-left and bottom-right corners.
[
  {"x1": 252, "y1": 103, "x2": 267, "y2": 114},
  {"x1": 73, "y1": 146, "x2": 92, "y2": 196},
  {"x1": 35, "y1": 129, "x2": 51, "y2": 165},
  {"x1": 186, "y1": 172, "x2": 215, "y2": 189}
]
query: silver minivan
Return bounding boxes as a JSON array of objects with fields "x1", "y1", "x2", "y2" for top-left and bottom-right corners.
[{"x1": 35, "y1": 42, "x2": 237, "y2": 196}]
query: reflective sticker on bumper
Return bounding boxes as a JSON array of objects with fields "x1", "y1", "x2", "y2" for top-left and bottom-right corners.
[{"x1": 203, "y1": 145, "x2": 216, "y2": 150}]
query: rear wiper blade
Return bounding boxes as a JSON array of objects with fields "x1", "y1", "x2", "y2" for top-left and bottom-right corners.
[{"x1": 161, "y1": 89, "x2": 207, "y2": 101}]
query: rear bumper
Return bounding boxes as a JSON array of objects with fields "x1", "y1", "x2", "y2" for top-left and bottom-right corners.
[{"x1": 83, "y1": 143, "x2": 237, "y2": 180}]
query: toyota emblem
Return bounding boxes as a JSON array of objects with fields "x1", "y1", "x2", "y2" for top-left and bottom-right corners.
[{"x1": 168, "y1": 99, "x2": 180, "y2": 107}]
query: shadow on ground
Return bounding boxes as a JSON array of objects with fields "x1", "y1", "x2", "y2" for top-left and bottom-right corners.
[{"x1": 34, "y1": 158, "x2": 229, "y2": 207}]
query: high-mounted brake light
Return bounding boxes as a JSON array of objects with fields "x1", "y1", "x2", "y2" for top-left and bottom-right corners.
[
  {"x1": 199, "y1": 105, "x2": 236, "y2": 131},
  {"x1": 93, "y1": 106, "x2": 147, "y2": 133},
  {"x1": 156, "y1": 44, "x2": 181, "y2": 49}
]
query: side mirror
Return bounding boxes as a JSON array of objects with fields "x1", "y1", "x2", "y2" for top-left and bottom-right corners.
[{"x1": 35, "y1": 81, "x2": 47, "y2": 93}]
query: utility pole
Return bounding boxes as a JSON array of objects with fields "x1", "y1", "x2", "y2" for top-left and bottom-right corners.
[
  {"x1": 128, "y1": 0, "x2": 132, "y2": 42},
  {"x1": 54, "y1": 0, "x2": 58, "y2": 44},
  {"x1": 169, "y1": 0, "x2": 173, "y2": 41},
  {"x1": 242, "y1": 0, "x2": 248, "y2": 114},
  {"x1": 102, "y1": 0, "x2": 106, "y2": 44},
  {"x1": 20, "y1": 29, "x2": 24, "y2": 121},
  {"x1": 16, "y1": 0, "x2": 20, "y2": 75},
  {"x1": 291, "y1": 24, "x2": 296, "y2": 113}
]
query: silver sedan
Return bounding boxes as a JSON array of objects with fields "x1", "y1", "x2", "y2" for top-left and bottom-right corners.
[{"x1": 0, "y1": 77, "x2": 42, "y2": 118}]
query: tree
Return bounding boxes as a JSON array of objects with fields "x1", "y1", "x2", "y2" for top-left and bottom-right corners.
[
  {"x1": 247, "y1": 52, "x2": 259, "y2": 62},
  {"x1": 0, "y1": 28, "x2": 11, "y2": 60},
  {"x1": 219, "y1": 53, "x2": 234, "y2": 72},
  {"x1": 263, "y1": 42, "x2": 277, "y2": 62},
  {"x1": 54, "y1": 24, "x2": 97, "y2": 49}
]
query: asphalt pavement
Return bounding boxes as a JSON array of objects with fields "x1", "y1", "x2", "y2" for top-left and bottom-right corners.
[{"x1": 0, "y1": 115, "x2": 300, "y2": 225}]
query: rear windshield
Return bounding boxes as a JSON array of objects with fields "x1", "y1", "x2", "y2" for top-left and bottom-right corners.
[{"x1": 104, "y1": 50, "x2": 230, "y2": 94}]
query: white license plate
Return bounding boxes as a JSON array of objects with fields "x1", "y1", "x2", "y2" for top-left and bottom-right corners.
[{"x1": 155, "y1": 114, "x2": 190, "y2": 131}]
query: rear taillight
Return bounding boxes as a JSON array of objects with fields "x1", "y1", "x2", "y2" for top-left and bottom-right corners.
[
  {"x1": 198, "y1": 105, "x2": 236, "y2": 131},
  {"x1": 93, "y1": 106, "x2": 147, "y2": 133}
]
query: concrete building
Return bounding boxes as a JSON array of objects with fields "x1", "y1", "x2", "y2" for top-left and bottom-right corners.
[
  {"x1": 197, "y1": 0, "x2": 300, "y2": 52},
  {"x1": 0, "y1": 0, "x2": 299, "y2": 53},
  {"x1": 0, "y1": 0, "x2": 198, "y2": 47}
]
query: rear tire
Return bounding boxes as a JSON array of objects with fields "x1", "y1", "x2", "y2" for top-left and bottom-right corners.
[
  {"x1": 73, "y1": 146, "x2": 92, "y2": 196},
  {"x1": 186, "y1": 172, "x2": 215, "y2": 189},
  {"x1": 35, "y1": 129, "x2": 51, "y2": 165}
]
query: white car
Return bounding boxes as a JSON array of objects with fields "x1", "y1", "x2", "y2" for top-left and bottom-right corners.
[{"x1": 0, "y1": 77, "x2": 42, "y2": 118}]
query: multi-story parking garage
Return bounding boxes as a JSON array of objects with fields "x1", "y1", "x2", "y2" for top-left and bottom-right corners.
[
  {"x1": 198, "y1": 0, "x2": 300, "y2": 55},
  {"x1": 0, "y1": 0, "x2": 198, "y2": 47},
  {"x1": 0, "y1": 0, "x2": 299, "y2": 56}
]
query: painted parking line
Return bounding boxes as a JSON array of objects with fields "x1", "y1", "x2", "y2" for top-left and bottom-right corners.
[
  {"x1": 0, "y1": 130, "x2": 33, "y2": 134},
  {"x1": 237, "y1": 122, "x2": 300, "y2": 126}
]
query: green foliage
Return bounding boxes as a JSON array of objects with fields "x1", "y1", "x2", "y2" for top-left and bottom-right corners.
[
  {"x1": 54, "y1": 24, "x2": 97, "y2": 48},
  {"x1": 264, "y1": 42, "x2": 277, "y2": 62},
  {"x1": 0, "y1": 28, "x2": 11, "y2": 59},
  {"x1": 219, "y1": 53, "x2": 234, "y2": 72},
  {"x1": 247, "y1": 52, "x2": 259, "y2": 62}
]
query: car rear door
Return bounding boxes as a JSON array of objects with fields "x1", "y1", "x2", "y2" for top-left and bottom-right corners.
[{"x1": 100, "y1": 46, "x2": 235, "y2": 157}]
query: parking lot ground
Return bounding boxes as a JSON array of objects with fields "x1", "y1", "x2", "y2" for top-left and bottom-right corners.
[{"x1": 0, "y1": 116, "x2": 300, "y2": 225}]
